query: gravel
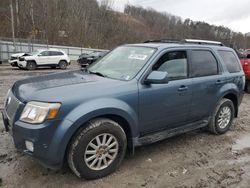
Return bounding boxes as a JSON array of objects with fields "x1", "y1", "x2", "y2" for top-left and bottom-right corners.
[{"x1": 1, "y1": 63, "x2": 250, "y2": 188}]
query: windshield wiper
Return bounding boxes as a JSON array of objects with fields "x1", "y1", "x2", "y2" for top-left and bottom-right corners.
[{"x1": 88, "y1": 70, "x2": 107, "y2": 78}]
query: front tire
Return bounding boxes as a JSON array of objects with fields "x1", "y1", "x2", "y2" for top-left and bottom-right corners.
[
  {"x1": 59, "y1": 60, "x2": 67, "y2": 69},
  {"x1": 208, "y1": 98, "x2": 235, "y2": 134},
  {"x1": 26, "y1": 61, "x2": 37, "y2": 70},
  {"x1": 67, "y1": 118, "x2": 127, "y2": 179}
]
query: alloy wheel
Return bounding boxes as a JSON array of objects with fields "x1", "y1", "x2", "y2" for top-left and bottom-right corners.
[{"x1": 84, "y1": 133, "x2": 119, "y2": 171}]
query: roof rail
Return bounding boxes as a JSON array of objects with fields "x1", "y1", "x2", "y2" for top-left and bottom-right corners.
[
  {"x1": 144, "y1": 39, "x2": 181, "y2": 43},
  {"x1": 143, "y1": 38, "x2": 225, "y2": 46},
  {"x1": 183, "y1": 39, "x2": 224, "y2": 46}
]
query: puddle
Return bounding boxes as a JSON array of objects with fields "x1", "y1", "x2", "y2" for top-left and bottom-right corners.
[{"x1": 232, "y1": 135, "x2": 250, "y2": 151}]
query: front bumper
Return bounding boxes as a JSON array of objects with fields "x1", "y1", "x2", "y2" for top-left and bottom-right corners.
[
  {"x1": 77, "y1": 59, "x2": 90, "y2": 67},
  {"x1": 2, "y1": 109, "x2": 72, "y2": 169},
  {"x1": 9, "y1": 60, "x2": 18, "y2": 67}
]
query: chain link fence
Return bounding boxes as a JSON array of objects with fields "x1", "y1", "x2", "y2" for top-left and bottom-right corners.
[{"x1": 0, "y1": 38, "x2": 107, "y2": 62}]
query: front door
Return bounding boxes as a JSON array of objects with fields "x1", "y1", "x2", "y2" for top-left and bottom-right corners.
[
  {"x1": 139, "y1": 50, "x2": 192, "y2": 135},
  {"x1": 37, "y1": 51, "x2": 51, "y2": 65}
]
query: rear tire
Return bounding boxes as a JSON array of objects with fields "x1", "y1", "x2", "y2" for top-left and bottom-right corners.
[
  {"x1": 208, "y1": 98, "x2": 235, "y2": 135},
  {"x1": 67, "y1": 118, "x2": 127, "y2": 179},
  {"x1": 59, "y1": 60, "x2": 67, "y2": 69},
  {"x1": 26, "y1": 61, "x2": 37, "y2": 70}
]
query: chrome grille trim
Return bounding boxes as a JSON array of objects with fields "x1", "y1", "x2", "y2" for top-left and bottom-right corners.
[{"x1": 5, "y1": 93, "x2": 22, "y2": 121}]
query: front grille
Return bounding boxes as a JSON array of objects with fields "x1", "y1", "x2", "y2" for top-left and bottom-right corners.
[
  {"x1": 5, "y1": 93, "x2": 21, "y2": 121},
  {"x1": 19, "y1": 57, "x2": 25, "y2": 61}
]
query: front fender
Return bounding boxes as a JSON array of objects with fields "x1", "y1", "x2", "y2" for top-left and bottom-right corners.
[
  {"x1": 66, "y1": 98, "x2": 138, "y2": 132},
  {"x1": 49, "y1": 98, "x2": 139, "y2": 166}
]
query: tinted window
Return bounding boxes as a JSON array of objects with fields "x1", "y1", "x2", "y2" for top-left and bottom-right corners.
[
  {"x1": 40, "y1": 51, "x2": 50, "y2": 56},
  {"x1": 50, "y1": 51, "x2": 64, "y2": 56},
  {"x1": 218, "y1": 51, "x2": 241, "y2": 73},
  {"x1": 191, "y1": 50, "x2": 218, "y2": 77},
  {"x1": 153, "y1": 51, "x2": 188, "y2": 80}
]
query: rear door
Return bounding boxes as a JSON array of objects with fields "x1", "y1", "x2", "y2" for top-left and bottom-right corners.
[
  {"x1": 49, "y1": 51, "x2": 64, "y2": 64},
  {"x1": 189, "y1": 49, "x2": 225, "y2": 122}
]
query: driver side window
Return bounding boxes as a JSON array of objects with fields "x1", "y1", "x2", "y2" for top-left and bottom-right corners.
[{"x1": 153, "y1": 51, "x2": 188, "y2": 80}]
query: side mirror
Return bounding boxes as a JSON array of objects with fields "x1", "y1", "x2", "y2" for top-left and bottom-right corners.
[{"x1": 145, "y1": 71, "x2": 169, "y2": 84}]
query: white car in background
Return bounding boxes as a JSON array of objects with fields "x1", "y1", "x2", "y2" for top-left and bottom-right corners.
[
  {"x1": 17, "y1": 48, "x2": 70, "y2": 70},
  {"x1": 9, "y1": 52, "x2": 25, "y2": 67}
]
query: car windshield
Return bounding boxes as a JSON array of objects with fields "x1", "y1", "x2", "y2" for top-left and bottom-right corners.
[{"x1": 88, "y1": 46, "x2": 156, "y2": 80}]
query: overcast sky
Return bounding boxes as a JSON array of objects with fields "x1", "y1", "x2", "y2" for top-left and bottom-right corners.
[{"x1": 111, "y1": 0, "x2": 250, "y2": 34}]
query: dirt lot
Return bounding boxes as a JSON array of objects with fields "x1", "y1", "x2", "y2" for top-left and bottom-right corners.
[{"x1": 0, "y1": 63, "x2": 250, "y2": 188}]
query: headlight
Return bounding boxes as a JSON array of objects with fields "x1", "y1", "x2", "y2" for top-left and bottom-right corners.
[{"x1": 20, "y1": 101, "x2": 61, "y2": 124}]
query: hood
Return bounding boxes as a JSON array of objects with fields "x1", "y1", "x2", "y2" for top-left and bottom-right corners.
[
  {"x1": 13, "y1": 70, "x2": 103, "y2": 101},
  {"x1": 11, "y1": 53, "x2": 25, "y2": 57},
  {"x1": 12, "y1": 70, "x2": 131, "y2": 103}
]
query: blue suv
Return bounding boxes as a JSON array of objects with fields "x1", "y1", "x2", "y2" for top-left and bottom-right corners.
[{"x1": 2, "y1": 39, "x2": 245, "y2": 179}]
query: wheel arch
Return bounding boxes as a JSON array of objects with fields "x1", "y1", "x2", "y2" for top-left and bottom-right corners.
[
  {"x1": 26, "y1": 59, "x2": 37, "y2": 64},
  {"x1": 57, "y1": 98, "x2": 138, "y2": 164},
  {"x1": 222, "y1": 93, "x2": 238, "y2": 117},
  {"x1": 61, "y1": 113, "x2": 135, "y2": 167},
  {"x1": 59, "y1": 59, "x2": 68, "y2": 64}
]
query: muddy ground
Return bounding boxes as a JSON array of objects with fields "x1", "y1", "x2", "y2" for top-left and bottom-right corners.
[{"x1": 0, "y1": 63, "x2": 250, "y2": 188}]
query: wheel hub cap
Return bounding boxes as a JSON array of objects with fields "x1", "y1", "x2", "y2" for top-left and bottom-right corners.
[
  {"x1": 218, "y1": 106, "x2": 231, "y2": 129},
  {"x1": 84, "y1": 133, "x2": 119, "y2": 171}
]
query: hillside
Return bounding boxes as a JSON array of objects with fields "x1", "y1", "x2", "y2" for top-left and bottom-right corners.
[{"x1": 0, "y1": 0, "x2": 249, "y2": 49}]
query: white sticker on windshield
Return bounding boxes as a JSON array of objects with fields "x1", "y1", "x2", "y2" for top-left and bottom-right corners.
[{"x1": 128, "y1": 54, "x2": 148, "y2": 60}]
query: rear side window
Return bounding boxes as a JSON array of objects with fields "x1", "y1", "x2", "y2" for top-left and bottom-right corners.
[
  {"x1": 191, "y1": 50, "x2": 218, "y2": 77},
  {"x1": 218, "y1": 51, "x2": 241, "y2": 73},
  {"x1": 50, "y1": 51, "x2": 64, "y2": 56}
]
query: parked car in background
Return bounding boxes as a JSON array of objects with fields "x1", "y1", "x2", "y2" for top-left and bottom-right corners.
[
  {"x1": 235, "y1": 49, "x2": 250, "y2": 93},
  {"x1": 17, "y1": 48, "x2": 70, "y2": 70},
  {"x1": 2, "y1": 39, "x2": 245, "y2": 179},
  {"x1": 245, "y1": 49, "x2": 250, "y2": 54},
  {"x1": 77, "y1": 51, "x2": 108, "y2": 67},
  {"x1": 9, "y1": 53, "x2": 25, "y2": 67}
]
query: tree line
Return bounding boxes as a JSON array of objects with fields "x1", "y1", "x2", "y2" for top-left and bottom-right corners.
[{"x1": 0, "y1": 0, "x2": 249, "y2": 50}]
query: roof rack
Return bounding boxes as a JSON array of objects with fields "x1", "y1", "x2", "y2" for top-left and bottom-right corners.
[
  {"x1": 144, "y1": 38, "x2": 224, "y2": 46},
  {"x1": 183, "y1": 39, "x2": 224, "y2": 46},
  {"x1": 144, "y1": 39, "x2": 181, "y2": 43}
]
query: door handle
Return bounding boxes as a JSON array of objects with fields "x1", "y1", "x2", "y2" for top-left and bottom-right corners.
[
  {"x1": 215, "y1": 80, "x2": 225, "y2": 85},
  {"x1": 178, "y1": 85, "x2": 188, "y2": 92}
]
